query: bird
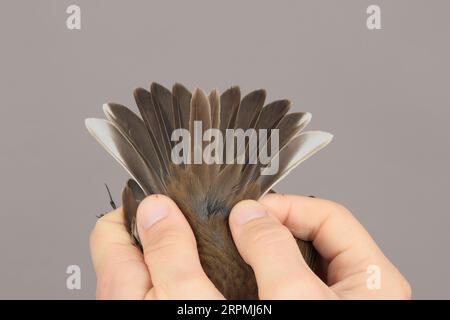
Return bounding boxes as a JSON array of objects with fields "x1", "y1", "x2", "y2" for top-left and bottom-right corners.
[{"x1": 85, "y1": 82, "x2": 333, "y2": 299}]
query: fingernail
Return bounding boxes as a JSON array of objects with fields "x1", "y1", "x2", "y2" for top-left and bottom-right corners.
[
  {"x1": 234, "y1": 202, "x2": 267, "y2": 225},
  {"x1": 138, "y1": 200, "x2": 169, "y2": 229}
]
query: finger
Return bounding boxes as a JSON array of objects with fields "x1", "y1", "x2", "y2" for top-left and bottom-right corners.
[
  {"x1": 259, "y1": 194, "x2": 411, "y2": 298},
  {"x1": 90, "y1": 208, "x2": 151, "y2": 299},
  {"x1": 229, "y1": 200, "x2": 334, "y2": 299},
  {"x1": 260, "y1": 194, "x2": 377, "y2": 261},
  {"x1": 137, "y1": 194, "x2": 224, "y2": 300}
]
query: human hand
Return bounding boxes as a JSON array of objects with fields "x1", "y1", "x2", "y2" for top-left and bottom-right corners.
[
  {"x1": 90, "y1": 194, "x2": 411, "y2": 299},
  {"x1": 90, "y1": 194, "x2": 224, "y2": 299},
  {"x1": 231, "y1": 194, "x2": 411, "y2": 299}
]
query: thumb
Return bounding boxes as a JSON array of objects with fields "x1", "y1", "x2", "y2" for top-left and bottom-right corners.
[
  {"x1": 136, "y1": 194, "x2": 223, "y2": 299},
  {"x1": 228, "y1": 200, "x2": 333, "y2": 299}
]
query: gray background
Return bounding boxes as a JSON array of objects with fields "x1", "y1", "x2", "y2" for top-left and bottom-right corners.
[{"x1": 0, "y1": 0, "x2": 449, "y2": 299}]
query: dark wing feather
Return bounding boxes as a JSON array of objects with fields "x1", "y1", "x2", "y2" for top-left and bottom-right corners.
[
  {"x1": 209, "y1": 89, "x2": 221, "y2": 130},
  {"x1": 172, "y1": 83, "x2": 192, "y2": 130},
  {"x1": 255, "y1": 99, "x2": 291, "y2": 131},
  {"x1": 189, "y1": 88, "x2": 212, "y2": 186},
  {"x1": 219, "y1": 87, "x2": 241, "y2": 169},
  {"x1": 134, "y1": 88, "x2": 171, "y2": 167},
  {"x1": 103, "y1": 103, "x2": 167, "y2": 179},
  {"x1": 85, "y1": 118, "x2": 166, "y2": 193},
  {"x1": 234, "y1": 89, "x2": 266, "y2": 130},
  {"x1": 219, "y1": 86, "x2": 241, "y2": 133},
  {"x1": 150, "y1": 83, "x2": 175, "y2": 160},
  {"x1": 241, "y1": 112, "x2": 311, "y2": 185},
  {"x1": 232, "y1": 89, "x2": 266, "y2": 166},
  {"x1": 240, "y1": 99, "x2": 291, "y2": 184},
  {"x1": 258, "y1": 131, "x2": 333, "y2": 195},
  {"x1": 208, "y1": 89, "x2": 221, "y2": 177},
  {"x1": 277, "y1": 112, "x2": 311, "y2": 147}
]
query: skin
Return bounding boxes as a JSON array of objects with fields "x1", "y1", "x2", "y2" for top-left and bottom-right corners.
[{"x1": 90, "y1": 194, "x2": 411, "y2": 299}]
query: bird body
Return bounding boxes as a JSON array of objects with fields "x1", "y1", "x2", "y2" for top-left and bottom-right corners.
[{"x1": 86, "y1": 83, "x2": 332, "y2": 299}]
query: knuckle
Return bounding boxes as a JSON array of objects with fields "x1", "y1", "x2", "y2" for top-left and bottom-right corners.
[
  {"x1": 322, "y1": 200, "x2": 354, "y2": 222},
  {"x1": 326, "y1": 199, "x2": 351, "y2": 215}
]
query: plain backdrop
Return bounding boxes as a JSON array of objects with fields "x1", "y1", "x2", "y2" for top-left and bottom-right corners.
[{"x1": 0, "y1": 0, "x2": 449, "y2": 299}]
